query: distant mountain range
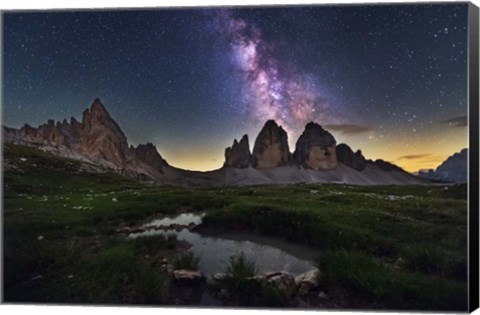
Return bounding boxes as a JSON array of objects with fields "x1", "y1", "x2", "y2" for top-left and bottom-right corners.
[
  {"x1": 3, "y1": 98, "x2": 429, "y2": 186},
  {"x1": 417, "y1": 149, "x2": 468, "y2": 183}
]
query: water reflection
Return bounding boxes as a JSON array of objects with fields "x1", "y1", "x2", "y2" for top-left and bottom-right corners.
[{"x1": 130, "y1": 212, "x2": 316, "y2": 275}]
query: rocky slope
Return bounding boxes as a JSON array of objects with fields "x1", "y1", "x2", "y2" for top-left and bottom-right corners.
[
  {"x1": 417, "y1": 149, "x2": 468, "y2": 182},
  {"x1": 3, "y1": 98, "x2": 428, "y2": 186}
]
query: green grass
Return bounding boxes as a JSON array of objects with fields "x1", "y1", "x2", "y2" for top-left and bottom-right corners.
[
  {"x1": 3, "y1": 143, "x2": 468, "y2": 310},
  {"x1": 216, "y1": 253, "x2": 293, "y2": 307},
  {"x1": 2, "y1": 144, "x2": 212, "y2": 304},
  {"x1": 218, "y1": 253, "x2": 261, "y2": 306},
  {"x1": 200, "y1": 184, "x2": 468, "y2": 310},
  {"x1": 316, "y1": 250, "x2": 467, "y2": 310}
]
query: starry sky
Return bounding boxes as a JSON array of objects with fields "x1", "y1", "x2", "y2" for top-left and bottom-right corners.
[{"x1": 2, "y1": 3, "x2": 469, "y2": 172}]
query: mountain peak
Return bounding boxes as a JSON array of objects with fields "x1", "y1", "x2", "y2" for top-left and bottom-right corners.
[
  {"x1": 293, "y1": 122, "x2": 337, "y2": 170},
  {"x1": 304, "y1": 121, "x2": 326, "y2": 132},
  {"x1": 90, "y1": 98, "x2": 109, "y2": 116},
  {"x1": 252, "y1": 120, "x2": 291, "y2": 168},
  {"x1": 264, "y1": 119, "x2": 279, "y2": 127},
  {"x1": 224, "y1": 134, "x2": 251, "y2": 168}
]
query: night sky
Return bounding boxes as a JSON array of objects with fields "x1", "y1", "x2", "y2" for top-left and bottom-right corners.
[{"x1": 2, "y1": 4, "x2": 469, "y2": 172}]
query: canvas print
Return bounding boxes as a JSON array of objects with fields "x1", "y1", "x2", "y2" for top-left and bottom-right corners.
[{"x1": 1, "y1": 2, "x2": 476, "y2": 311}]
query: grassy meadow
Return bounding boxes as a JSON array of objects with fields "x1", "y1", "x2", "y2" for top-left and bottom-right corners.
[{"x1": 2, "y1": 143, "x2": 468, "y2": 310}]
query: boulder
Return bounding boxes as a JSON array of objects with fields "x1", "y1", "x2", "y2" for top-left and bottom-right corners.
[
  {"x1": 173, "y1": 269, "x2": 203, "y2": 285},
  {"x1": 266, "y1": 272, "x2": 297, "y2": 297},
  {"x1": 293, "y1": 122, "x2": 337, "y2": 170},
  {"x1": 252, "y1": 120, "x2": 291, "y2": 169},
  {"x1": 294, "y1": 269, "x2": 321, "y2": 296}
]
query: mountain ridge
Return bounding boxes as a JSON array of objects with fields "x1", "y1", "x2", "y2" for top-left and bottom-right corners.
[
  {"x1": 3, "y1": 98, "x2": 428, "y2": 186},
  {"x1": 417, "y1": 149, "x2": 468, "y2": 182}
]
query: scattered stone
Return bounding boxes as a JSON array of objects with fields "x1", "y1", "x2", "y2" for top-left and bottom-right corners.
[
  {"x1": 310, "y1": 190, "x2": 319, "y2": 195},
  {"x1": 130, "y1": 227, "x2": 146, "y2": 233},
  {"x1": 37, "y1": 235, "x2": 44, "y2": 241},
  {"x1": 67, "y1": 274, "x2": 74, "y2": 279},
  {"x1": 116, "y1": 226, "x2": 131, "y2": 234},
  {"x1": 112, "y1": 197, "x2": 118, "y2": 202},
  {"x1": 218, "y1": 288, "x2": 230, "y2": 300},
  {"x1": 161, "y1": 264, "x2": 174, "y2": 276},
  {"x1": 393, "y1": 257, "x2": 404, "y2": 270},
  {"x1": 20, "y1": 157, "x2": 27, "y2": 162},
  {"x1": 318, "y1": 291, "x2": 329, "y2": 300},
  {"x1": 30, "y1": 275, "x2": 43, "y2": 281}
]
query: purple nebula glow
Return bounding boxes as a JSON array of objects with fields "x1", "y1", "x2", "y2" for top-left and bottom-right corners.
[{"x1": 218, "y1": 10, "x2": 334, "y2": 140}]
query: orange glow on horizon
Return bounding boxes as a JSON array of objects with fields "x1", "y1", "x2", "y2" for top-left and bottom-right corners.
[{"x1": 157, "y1": 125, "x2": 468, "y2": 173}]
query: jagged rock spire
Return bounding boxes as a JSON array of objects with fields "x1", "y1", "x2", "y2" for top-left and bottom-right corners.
[{"x1": 251, "y1": 120, "x2": 291, "y2": 169}]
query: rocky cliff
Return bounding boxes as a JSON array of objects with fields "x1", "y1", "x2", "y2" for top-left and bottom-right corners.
[
  {"x1": 251, "y1": 120, "x2": 292, "y2": 169},
  {"x1": 3, "y1": 98, "x2": 167, "y2": 180},
  {"x1": 224, "y1": 135, "x2": 251, "y2": 168},
  {"x1": 293, "y1": 122, "x2": 337, "y2": 170},
  {"x1": 336, "y1": 144, "x2": 367, "y2": 171}
]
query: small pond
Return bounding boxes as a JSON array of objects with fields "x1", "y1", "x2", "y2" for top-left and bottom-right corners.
[{"x1": 129, "y1": 212, "x2": 316, "y2": 276}]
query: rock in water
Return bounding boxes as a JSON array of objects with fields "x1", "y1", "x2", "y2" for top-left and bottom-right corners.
[
  {"x1": 252, "y1": 120, "x2": 291, "y2": 169},
  {"x1": 224, "y1": 135, "x2": 251, "y2": 168},
  {"x1": 293, "y1": 122, "x2": 337, "y2": 170},
  {"x1": 266, "y1": 272, "x2": 297, "y2": 297},
  {"x1": 294, "y1": 269, "x2": 321, "y2": 296},
  {"x1": 173, "y1": 269, "x2": 203, "y2": 285},
  {"x1": 336, "y1": 143, "x2": 367, "y2": 171}
]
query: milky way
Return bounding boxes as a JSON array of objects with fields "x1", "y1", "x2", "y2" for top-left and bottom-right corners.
[
  {"x1": 2, "y1": 5, "x2": 469, "y2": 171},
  {"x1": 217, "y1": 9, "x2": 334, "y2": 139}
]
